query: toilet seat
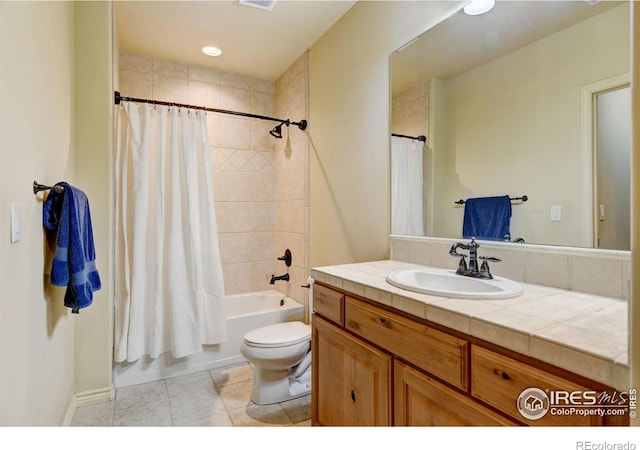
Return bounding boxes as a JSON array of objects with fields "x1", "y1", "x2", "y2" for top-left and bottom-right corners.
[{"x1": 244, "y1": 321, "x2": 311, "y2": 348}]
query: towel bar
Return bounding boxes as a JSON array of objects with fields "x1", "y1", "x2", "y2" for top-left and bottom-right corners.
[
  {"x1": 33, "y1": 181, "x2": 64, "y2": 195},
  {"x1": 454, "y1": 195, "x2": 527, "y2": 205}
]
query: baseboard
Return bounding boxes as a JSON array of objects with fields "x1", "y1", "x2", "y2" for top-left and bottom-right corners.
[
  {"x1": 114, "y1": 355, "x2": 246, "y2": 388},
  {"x1": 61, "y1": 385, "x2": 115, "y2": 426}
]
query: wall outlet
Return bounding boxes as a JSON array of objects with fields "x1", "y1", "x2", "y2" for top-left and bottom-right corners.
[{"x1": 550, "y1": 205, "x2": 562, "y2": 222}]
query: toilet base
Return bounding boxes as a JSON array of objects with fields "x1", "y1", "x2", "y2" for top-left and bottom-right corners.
[{"x1": 250, "y1": 364, "x2": 312, "y2": 405}]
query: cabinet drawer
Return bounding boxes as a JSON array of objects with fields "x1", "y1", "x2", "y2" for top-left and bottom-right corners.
[
  {"x1": 345, "y1": 296, "x2": 469, "y2": 390},
  {"x1": 313, "y1": 283, "x2": 344, "y2": 325},
  {"x1": 471, "y1": 345, "x2": 603, "y2": 426}
]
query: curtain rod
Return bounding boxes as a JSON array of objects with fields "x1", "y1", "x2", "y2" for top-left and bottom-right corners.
[
  {"x1": 114, "y1": 91, "x2": 307, "y2": 131},
  {"x1": 392, "y1": 133, "x2": 426, "y2": 142}
]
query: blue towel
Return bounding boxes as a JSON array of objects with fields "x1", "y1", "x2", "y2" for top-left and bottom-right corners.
[
  {"x1": 43, "y1": 182, "x2": 101, "y2": 313},
  {"x1": 462, "y1": 195, "x2": 512, "y2": 241}
]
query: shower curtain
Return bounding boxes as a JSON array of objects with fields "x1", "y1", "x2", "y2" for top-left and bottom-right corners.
[
  {"x1": 114, "y1": 102, "x2": 227, "y2": 363},
  {"x1": 391, "y1": 136, "x2": 424, "y2": 235}
]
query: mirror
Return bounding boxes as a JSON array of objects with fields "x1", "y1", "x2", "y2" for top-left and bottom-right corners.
[{"x1": 391, "y1": 1, "x2": 631, "y2": 249}]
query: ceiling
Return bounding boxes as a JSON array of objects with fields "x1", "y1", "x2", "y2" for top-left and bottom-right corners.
[{"x1": 115, "y1": 0, "x2": 357, "y2": 81}]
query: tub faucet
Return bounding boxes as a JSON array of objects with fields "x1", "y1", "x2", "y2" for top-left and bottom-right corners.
[
  {"x1": 449, "y1": 238, "x2": 501, "y2": 279},
  {"x1": 270, "y1": 273, "x2": 290, "y2": 284}
]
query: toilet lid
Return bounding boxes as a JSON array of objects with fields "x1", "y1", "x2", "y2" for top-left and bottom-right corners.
[{"x1": 244, "y1": 321, "x2": 311, "y2": 348}]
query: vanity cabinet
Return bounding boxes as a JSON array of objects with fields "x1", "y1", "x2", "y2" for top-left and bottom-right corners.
[
  {"x1": 311, "y1": 282, "x2": 629, "y2": 427},
  {"x1": 311, "y1": 315, "x2": 392, "y2": 426}
]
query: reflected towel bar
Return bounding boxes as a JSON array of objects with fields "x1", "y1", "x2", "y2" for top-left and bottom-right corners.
[
  {"x1": 454, "y1": 195, "x2": 528, "y2": 205},
  {"x1": 33, "y1": 181, "x2": 64, "y2": 195}
]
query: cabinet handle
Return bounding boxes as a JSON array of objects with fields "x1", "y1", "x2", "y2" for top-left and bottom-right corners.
[
  {"x1": 493, "y1": 368, "x2": 511, "y2": 380},
  {"x1": 351, "y1": 390, "x2": 356, "y2": 402},
  {"x1": 379, "y1": 317, "x2": 391, "y2": 327}
]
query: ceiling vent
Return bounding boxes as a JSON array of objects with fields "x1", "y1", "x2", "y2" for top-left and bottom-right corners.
[{"x1": 239, "y1": 0, "x2": 277, "y2": 11}]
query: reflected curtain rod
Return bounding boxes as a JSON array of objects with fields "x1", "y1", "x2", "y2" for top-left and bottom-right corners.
[
  {"x1": 392, "y1": 133, "x2": 426, "y2": 142},
  {"x1": 114, "y1": 91, "x2": 308, "y2": 131}
]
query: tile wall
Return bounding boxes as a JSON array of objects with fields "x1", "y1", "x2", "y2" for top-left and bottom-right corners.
[
  {"x1": 391, "y1": 235, "x2": 631, "y2": 300},
  {"x1": 118, "y1": 52, "x2": 309, "y2": 307},
  {"x1": 274, "y1": 53, "x2": 310, "y2": 314}
]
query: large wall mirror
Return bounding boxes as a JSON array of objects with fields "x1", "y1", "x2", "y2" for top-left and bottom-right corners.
[{"x1": 390, "y1": 1, "x2": 631, "y2": 249}]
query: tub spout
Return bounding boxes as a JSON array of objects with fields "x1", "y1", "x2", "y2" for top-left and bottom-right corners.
[{"x1": 270, "y1": 273, "x2": 290, "y2": 284}]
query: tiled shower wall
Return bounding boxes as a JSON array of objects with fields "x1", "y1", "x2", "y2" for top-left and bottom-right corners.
[
  {"x1": 275, "y1": 53, "x2": 310, "y2": 315},
  {"x1": 118, "y1": 52, "x2": 309, "y2": 307},
  {"x1": 391, "y1": 81, "x2": 428, "y2": 140}
]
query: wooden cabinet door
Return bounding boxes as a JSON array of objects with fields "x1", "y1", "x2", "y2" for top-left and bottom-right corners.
[
  {"x1": 312, "y1": 315, "x2": 392, "y2": 426},
  {"x1": 395, "y1": 360, "x2": 518, "y2": 426}
]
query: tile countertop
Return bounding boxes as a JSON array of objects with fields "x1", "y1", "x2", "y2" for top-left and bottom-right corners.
[{"x1": 310, "y1": 260, "x2": 629, "y2": 391}]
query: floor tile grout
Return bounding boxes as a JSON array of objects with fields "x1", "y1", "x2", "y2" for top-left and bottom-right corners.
[{"x1": 71, "y1": 362, "x2": 310, "y2": 427}]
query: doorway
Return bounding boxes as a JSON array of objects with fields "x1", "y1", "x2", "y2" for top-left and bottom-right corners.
[{"x1": 593, "y1": 84, "x2": 631, "y2": 250}]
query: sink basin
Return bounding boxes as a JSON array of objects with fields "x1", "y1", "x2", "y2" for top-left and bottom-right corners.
[{"x1": 386, "y1": 268, "x2": 523, "y2": 299}]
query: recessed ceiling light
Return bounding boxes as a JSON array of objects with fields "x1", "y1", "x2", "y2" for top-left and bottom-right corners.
[
  {"x1": 202, "y1": 46, "x2": 222, "y2": 57},
  {"x1": 463, "y1": 0, "x2": 495, "y2": 16}
]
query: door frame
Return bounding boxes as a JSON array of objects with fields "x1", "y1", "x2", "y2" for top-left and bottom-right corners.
[{"x1": 580, "y1": 73, "x2": 630, "y2": 248}]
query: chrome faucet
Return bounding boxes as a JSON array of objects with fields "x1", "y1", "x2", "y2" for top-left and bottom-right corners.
[
  {"x1": 449, "y1": 238, "x2": 501, "y2": 279},
  {"x1": 270, "y1": 273, "x2": 290, "y2": 284}
]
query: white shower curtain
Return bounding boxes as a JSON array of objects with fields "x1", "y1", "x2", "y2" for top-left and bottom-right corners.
[
  {"x1": 114, "y1": 102, "x2": 227, "y2": 363},
  {"x1": 391, "y1": 136, "x2": 424, "y2": 235}
]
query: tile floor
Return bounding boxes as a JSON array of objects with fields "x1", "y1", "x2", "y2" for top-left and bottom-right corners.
[{"x1": 71, "y1": 362, "x2": 311, "y2": 427}]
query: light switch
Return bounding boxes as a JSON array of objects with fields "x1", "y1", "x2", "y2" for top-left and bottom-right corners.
[
  {"x1": 10, "y1": 203, "x2": 21, "y2": 243},
  {"x1": 550, "y1": 205, "x2": 562, "y2": 222}
]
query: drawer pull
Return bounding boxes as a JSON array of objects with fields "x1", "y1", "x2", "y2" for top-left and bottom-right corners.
[
  {"x1": 351, "y1": 390, "x2": 356, "y2": 402},
  {"x1": 493, "y1": 368, "x2": 511, "y2": 380},
  {"x1": 379, "y1": 317, "x2": 391, "y2": 327}
]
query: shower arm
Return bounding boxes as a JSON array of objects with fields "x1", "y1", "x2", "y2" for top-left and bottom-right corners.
[{"x1": 114, "y1": 91, "x2": 307, "y2": 131}]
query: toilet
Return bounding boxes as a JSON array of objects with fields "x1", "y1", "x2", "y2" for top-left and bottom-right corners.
[{"x1": 240, "y1": 321, "x2": 312, "y2": 405}]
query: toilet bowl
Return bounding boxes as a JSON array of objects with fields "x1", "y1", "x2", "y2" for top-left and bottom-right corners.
[{"x1": 240, "y1": 321, "x2": 312, "y2": 405}]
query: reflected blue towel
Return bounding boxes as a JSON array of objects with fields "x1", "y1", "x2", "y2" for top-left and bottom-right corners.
[
  {"x1": 462, "y1": 195, "x2": 512, "y2": 241},
  {"x1": 43, "y1": 182, "x2": 101, "y2": 313}
]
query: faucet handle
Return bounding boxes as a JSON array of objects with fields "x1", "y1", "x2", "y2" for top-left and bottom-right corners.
[
  {"x1": 456, "y1": 255, "x2": 468, "y2": 275},
  {"x1": 277, "y1": 249, "x2": 292, "y2": 267},
  {"x1": 479, "y1": 256, "x2": 501, "y2": 263},
  {"x1": 478, "y1": 256, "x2": 500, "y2": 279}
]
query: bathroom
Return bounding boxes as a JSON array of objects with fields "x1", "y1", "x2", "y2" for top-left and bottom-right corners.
[{"x1": 1, "y1": 0, "x2": 639, "y2": 440}]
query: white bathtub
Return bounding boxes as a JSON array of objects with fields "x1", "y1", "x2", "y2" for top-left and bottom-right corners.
[{"x1": 113, "y1": 290, "x2": 305, "y2": 388}]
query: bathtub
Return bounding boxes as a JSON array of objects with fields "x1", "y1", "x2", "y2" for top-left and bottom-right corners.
[{"x1": 113, "y1": 290, "x2": 305, "y2": 388}]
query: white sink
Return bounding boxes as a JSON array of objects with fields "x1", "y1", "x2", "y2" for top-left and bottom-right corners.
[{"x1": 386, "y1": 268, "x2": 523, "y2": 300}]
